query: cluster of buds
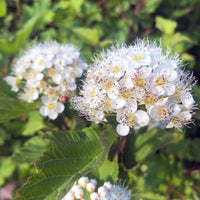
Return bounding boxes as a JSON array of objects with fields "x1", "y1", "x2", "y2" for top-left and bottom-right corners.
[
  {"x1": 71, "y1": 39, "x2": 196, "y2": 136},
  {"x1": 62, "y1": 177, "x2": 132, "y2": 200},
  {"x1": 4, "y1": 41, "x2": 87, "y2": 119}
]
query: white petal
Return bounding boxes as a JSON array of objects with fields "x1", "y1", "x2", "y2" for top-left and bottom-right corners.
[
  {"x1": 95, "y1": 112, "x2": 104, "y2": 121},
  {"x1": 165, "y1": 84, "x2": 175, "y2": 95},
  {"x1": 81, "y1": 63, "x2": 88, "y2": 70},
  {"x1": 40, "y1": 106, "x2": 48, "y2": 116},
  {"x1": 36, "y1": 73, "x2": 44, "y2": 80},
  {"x1": 74, "y1": 67, "x2": 83, "y2": 77},
  {"x1": 111, "y1": 98, "x2": 126, "y2": 109},
  {"x1": 31, "y1": 91, "x2": 39, "y2": 100},
  {"x1": 48, "y1": 111, "x2": 58, "y2": 120},
  {"x1": 126, "y1": 99, "x2": 137, "y2": 113},
  {"x1": 52, "y1": 74, "x2": 62, "y2": 84},
  {"x1": 169, "y1": 103, "x2": 181, "y2": 116},
  {"x1": 68, "y1": 83, "x2": 77, "y2": 91},
  {"x1": 121, "y1": 78, "x2": 133, "y2": 89},
  {"x1": 55, "y1": 102, "x2": 65, "y2": 113},
  {"x1": 107, "y1": 88, "x2": 119, "y2": 99},
  {"x1": 168, "y1": 70, "x2": 177, "y2": 81},
  {"x1": 154, "y1": 86, "x2": 165, "y2": 95},
  {"x1": 178, "y1": 111, "x2": 192, "y2": 121},
  {"x1": 136, "y1": 110, "x2": 149, "y2": 127},
  {"x1": 116, "y1": 124, "x2": 130, "y2": 136},
  {"x1": 41, "y1": 96, "x2": 49, "y2": 104},
  {"x1": 181, "y1": 92, "x2": 195, "y2": 108}
]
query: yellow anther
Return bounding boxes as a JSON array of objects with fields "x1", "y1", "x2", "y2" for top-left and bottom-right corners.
[{"x1": 48, "y1": 103, "x2": 55, "y2": 110}]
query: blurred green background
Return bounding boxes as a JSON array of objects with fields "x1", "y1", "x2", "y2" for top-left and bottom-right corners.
[{"x1": 0, "y1": 0, "x2": 200, "y2": 199}]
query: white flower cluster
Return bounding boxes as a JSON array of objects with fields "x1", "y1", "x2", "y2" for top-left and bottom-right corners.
[
  {"x1": 71, "y1": 39, "x2": 195, "y2": 136},
  {"x1": 62, "y1": 177, "x2": 132, "y2": 200},
  {"x1": 4, "y1": 41, "x2": 87, "y2": 120}
]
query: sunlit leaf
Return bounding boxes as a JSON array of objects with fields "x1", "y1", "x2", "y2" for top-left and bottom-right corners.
[
  {"x1": 0, "y1": 17, "x2": 37, "y2": 56},
  {"x1": 92, "y1": 156, "x2": 119, "y2": 182},
  {"x1": 72, "y1": 27, "x2": 99, "y2": 46},
  {"x1": 70, "y1": 0, "x2": 84, "y2": 12},
  {"x1": 0, "y1": 0, "x2": 7, "y2": 17},
  {"x1": 155, "y1": 16, "x2": 177, "y2": 35},
  {"x1": 22, "y1": 111, "x2": 45, "y2": 136}
]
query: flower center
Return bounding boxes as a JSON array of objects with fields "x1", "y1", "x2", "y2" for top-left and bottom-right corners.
[
  {"x1": 133, "y1": 54, "x2": 143, "y2": 62},
  {"x1": 155, "y1": 75, "x2": 166, "y2": 86},
  {"x1": 39, "y1": 60, "x2": 45, "y2": 66},
  {"x1": 48, "y1": 103, "x2": 55, "y2": 110},
  {"x1": 104, "y1": 81, "x2": 114, "y2": 89},
  {"x1": 69, "y1": 71, "x2": 76, "y2": 78},
  {"x1": 157, "y1": 106, "x2": 169, "y2": 121},
  {"x1": 112, "y1": 66, "x2": 120, "y2": 73},
  {"x1": 136, "y1": 77, "x2": 145, "y2": 86},
  {"x1": 48, "y1": 68, "x2": 57, "y2": 76},
  {"x1": 14, "y1": 78, "x2": 21, "y2": 86}
]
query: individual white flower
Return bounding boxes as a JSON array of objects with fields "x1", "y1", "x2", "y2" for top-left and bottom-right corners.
[
  {"x1": 106, "y1": 184, "x2": 132, "y2": 200},
  {"x1": 4, "y1": 76, "x2": 21, "y2": 92},
  {"x1": 19, "y1": 87, "x2": 39, "y2": 103},
  {"x1": 78, "y1": 177, "x2": 89, "y2": 188},
  {"x1": 90, "y1": 192, "x2": 99, "y2": 200},
  {"x1": 40, "y1": 96, "x2": 65, "y2": 120},
  {"x1": 86, "y1": 182, "x2": 96, "y2": 193},
  {"x1": 149, "y1": 65, "x2": 177, "y2": 96}
]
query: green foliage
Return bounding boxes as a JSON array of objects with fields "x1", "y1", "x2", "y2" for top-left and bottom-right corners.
[
  {"x1": 123, "y1": 128, "x2": 178, "y2": 169},
  {"x1": 72, "y1": 27, "x2": 99, "y2": 46},
  {"x1": 92, "y1": 156, "x2": 119, "y2": 183},
  {"x1": 0, "y1": 17, "x2": 36, "y2": 56},
  {"x1": 0, "y1": 157, "x2": 15, "y2": 186},
  {"x1": 12, "y1": 136, "x2": 50, "y2": 164},
  {"x1": 0, "y1": 0, "x2": 200, "y2": 199},
  {"x1": 22, "y1": 111, "x2": 45, "y2": 136},
  {"x1": 16, "y1": 124, "x2": 117, "y2": 200},
  {"x1": 155, "y1": 16, "x2": 177, "y2": 35},
  {"x1": 0, "y1": 0, "x2": 7, "y2": 17}
]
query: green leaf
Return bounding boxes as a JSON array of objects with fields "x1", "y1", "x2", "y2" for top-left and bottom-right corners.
[
  {"x1": 16, "y1": 124, "x2": 117, "y2": 200},
  {"x1": 0, "y1": 128, "x2": 6, "y2": 145},
  {"x1": 72, "y1": 27, "x2": 99, "y2": 46},
  {"x1": 0, "y1": 17, "x2": 37, "y2": 56},
  {"x1": 12, "y1": 136, "x2": 50, "y2": 164},
  {"x1": 70, "y1": 0, "x2": 84, "y2": 12},
  {"x1": 0, "y1": 0, "x2": 7, "y2": 17},
  {"x1": 155, "y1": 16, "x2": 177, "y2": 35},
  {"x1": 22, "y1": 111, "x2": 45, "y2": 136},
  {"x1": 22, "y1": 0, "x2": 54, "y2": 30},
  {"x1": 0, "y1": 79, "x2": 37, "y2": 123},
  {"x1": 161, "y1": 33, "x2": 194, "y2": 54},
  {"x1": 0, "y1": 157, "x2": 16, "y2": 186},
  {"x1": 123, "y1": 128, "x2": 178, "y2": 169},
  {"x1": 143, "y1": 0, "x2": 162, "y2": 14},
  {"x1": 92, "y1": 156, "x2": 119, "y2": 182}
]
